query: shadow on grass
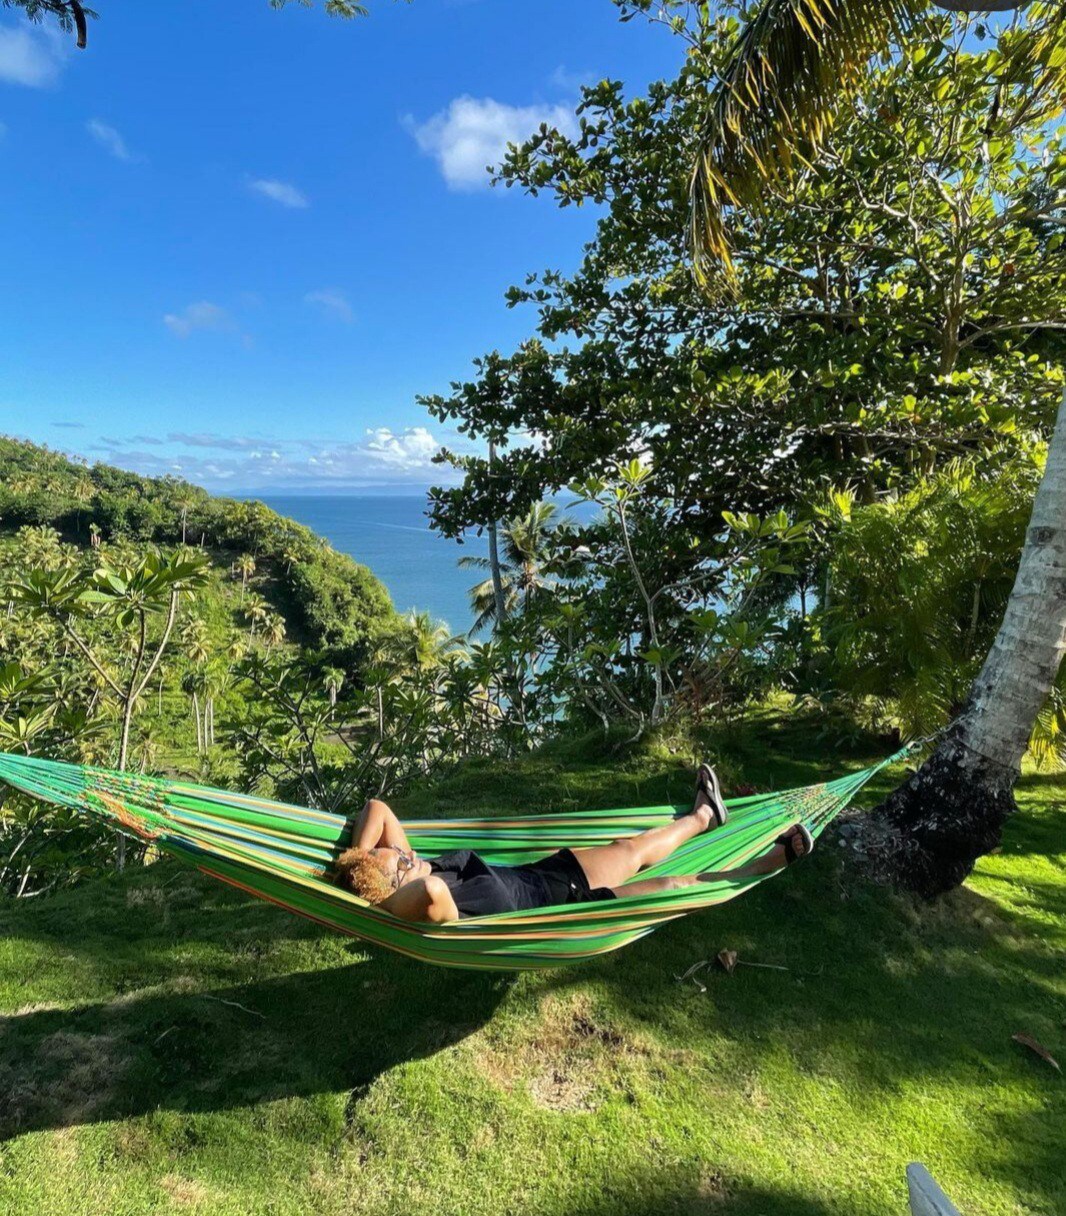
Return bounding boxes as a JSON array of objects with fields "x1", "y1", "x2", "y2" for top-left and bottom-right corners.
[
  {"x1": 0, "y1": 948, "x2": 512, "y2": 1142},
  {"x1": 1, "y1": 733, "x2": 1061, "y2": 1212},
  {"x1": 539, "y1": 855, "x2": 1065, "y2": 1212},
  {"x1": 2, "y1": 854, "x2": 1062, "y2": 1204},
  {"x1": 567, "y1": 1180, "x2": 862, "y2": 1216}
]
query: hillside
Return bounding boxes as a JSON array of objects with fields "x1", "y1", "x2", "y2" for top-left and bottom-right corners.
[
  {"x1": 0, "y1": 720, "x2": 1062, "y2": 1216},
  {"x1": 0, "y1": 436, "x2": 396, "y2": 662}
]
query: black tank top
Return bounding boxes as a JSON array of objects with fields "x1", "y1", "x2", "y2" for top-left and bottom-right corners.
[{"x1": 429, "y1": 849, "x2": 547, "y2": 917}]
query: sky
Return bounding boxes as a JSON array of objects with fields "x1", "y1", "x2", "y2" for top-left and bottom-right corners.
[{"x1": 0, "y1": 0, "x2": 683, "y2": 494}]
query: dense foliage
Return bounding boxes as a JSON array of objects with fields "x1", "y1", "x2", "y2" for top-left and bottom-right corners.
[
  {"x1": 423, "y1": 8, "x2": 1065, "y2": 753},
  {"x1": 0, "y1": 442, "x2": 411, "y2": 893}
]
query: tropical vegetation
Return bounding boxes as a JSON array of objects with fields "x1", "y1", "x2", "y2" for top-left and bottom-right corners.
[{"x1": 2, "y1": 2, "x2": 1066, "y2": 1209}]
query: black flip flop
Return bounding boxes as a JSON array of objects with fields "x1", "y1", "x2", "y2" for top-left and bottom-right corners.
[
  {"x1": 696, "y1": 763, "x2": 728, "y2": 829},
  {"x1": 776, "y1": 823, "x2": 814, "y2": 865}
]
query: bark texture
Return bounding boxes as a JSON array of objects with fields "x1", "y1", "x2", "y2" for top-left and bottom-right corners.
[{"x1": 872, "y1": 388, "x2": 1066, "y2": 896}]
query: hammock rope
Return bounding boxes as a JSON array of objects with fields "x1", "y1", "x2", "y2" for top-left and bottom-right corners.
[{"x1": 0, "y1": 747, "x2": 913, "y2": 970}]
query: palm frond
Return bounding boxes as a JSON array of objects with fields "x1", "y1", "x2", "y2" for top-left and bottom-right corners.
[
  {"x1": 692, "y1": 0, "x2": 1066, "y2": 280},
  {"x1": 691, "y1": 0, "x2": 929, "y2": 281}
]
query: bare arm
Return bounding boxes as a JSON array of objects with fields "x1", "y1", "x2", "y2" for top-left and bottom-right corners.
[
  {"x1": 351, "y1": 798, "x2": 412, "y2": 852},
  {"x1": 379, "y1": 876, "x2": 459, "y2": 924}
]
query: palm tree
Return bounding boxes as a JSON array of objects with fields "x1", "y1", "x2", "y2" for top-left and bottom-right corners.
[
  {"x1": 691, "y1": 2, "x2": 1066, "y2": 894},
  {"x1": 486, "y1": 439, "x2": 508, "y2": 627},
  {"x1": 235, "y1": 554, "x2": 256, "y2": 604},
  {"x1": 281, "y1": 544, "x2": 304, "y2": 574},
  {"x1": 174, "y1": 488, "x2": 197, "y2": 545},
  {"x1": 226, "y1": 631, "x2": 249, "y2": 665},
  {"x1": 181, "y1": 618, "x2": 211, "y2": 669},
  {"x1": 381, "y1": 611, "x2": 466, "y2": 676},
  {"x1": 182, "y1": 670, "x2": 207, "y2": 754},
  {"x1": 243, "y1": 592, "x2": 269, "y2": 637},
  {"x1": 262, "y1": 613, "x2": 287, "y2": 649},
  {"x1": 323, "y1": 666, "x2": 345, "y2": 708},
  {"x1": 459, "y1": 502, "x2": 561, "y2": 634}
]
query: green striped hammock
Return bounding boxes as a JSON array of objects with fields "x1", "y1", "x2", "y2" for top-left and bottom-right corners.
[{"x1": 0, "y1": 748, "x2": 909, "y2": 971}]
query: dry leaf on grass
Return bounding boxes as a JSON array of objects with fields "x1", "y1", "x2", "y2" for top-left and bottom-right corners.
[
  {"x1": 716, "y1": 949, "x2": 738, "y2": 974},
  {"x1": 1012, "y1": 1033, "x2": 1060, "y2": 1072}
]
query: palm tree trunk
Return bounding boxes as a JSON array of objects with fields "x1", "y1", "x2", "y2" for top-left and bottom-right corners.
[
  {"x1": 487, "y1": 442, "x2": 508, "y2": 627},
  {"x1": 193, "y1": 692, "x2": 202, "y2": 754},
  {"x1": 872, "y1": 388, "x2": 1066, "y2": 896}
]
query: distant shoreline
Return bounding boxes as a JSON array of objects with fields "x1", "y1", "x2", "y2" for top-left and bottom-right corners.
[
  {"x1": 259, "y1": 493, "x2": 473, "y2": 634},
  {"x1": 232, "y1": 489, "x2": 436, "y2": 500}
]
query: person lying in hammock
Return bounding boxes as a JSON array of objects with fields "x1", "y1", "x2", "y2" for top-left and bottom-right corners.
[{"x1": 334, "y1": 765, "x2": 814, "y2": 922}]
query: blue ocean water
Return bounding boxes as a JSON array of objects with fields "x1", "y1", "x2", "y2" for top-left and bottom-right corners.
[{"x1": 262, "y1": 495, "x2": 479, "y2": 634}]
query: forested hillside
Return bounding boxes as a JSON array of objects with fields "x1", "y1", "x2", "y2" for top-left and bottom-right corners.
[
  {"x1": 0, "y1": 437, "x2": 393, "y2": 658},
  {"x1": 0, "y1": 437, "x2": 412, "y2": 894}
]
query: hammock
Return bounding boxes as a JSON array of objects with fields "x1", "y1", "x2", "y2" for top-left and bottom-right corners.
[{"x1": 0, "y1": 747, "x2": 910, "y2": 971}]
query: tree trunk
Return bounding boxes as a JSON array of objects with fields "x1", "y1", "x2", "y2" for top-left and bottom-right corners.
[
  {"x1": 872, "y1": 388, "x2": 1066, "y2": 897},
  {"x1": 487, "y1": 442, "x2": 507, "y2": 628},
  {"x1": 193, "y1": 692, "x2": 203, "y2": 754},
  {"x1": 116, "y1": 697, "x2": 133, "y2": 871}
]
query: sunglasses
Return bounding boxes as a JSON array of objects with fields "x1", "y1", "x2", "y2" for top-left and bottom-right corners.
[{"x1": 385, "y1": 845, "x2": 416, "y2": 887}]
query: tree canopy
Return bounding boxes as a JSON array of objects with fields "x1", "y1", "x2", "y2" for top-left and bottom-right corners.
[{"x1": 426, "y1": 11, "x2": 1065, "y2": 545}]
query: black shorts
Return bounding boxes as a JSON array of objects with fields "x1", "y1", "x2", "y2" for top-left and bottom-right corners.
[{"x1": 522, "y1": 848, "x2": 617, "y2": 907}]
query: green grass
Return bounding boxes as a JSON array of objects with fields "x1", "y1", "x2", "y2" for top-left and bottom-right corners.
[{"x1": 0, "y1": 720, "x2": 1063, "y2": 1215}]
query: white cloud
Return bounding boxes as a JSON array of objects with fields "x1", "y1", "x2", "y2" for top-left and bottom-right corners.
[
  {"x1": 304, "y1": 288, "x2": 354, "y2": 324},
  {"x1": 86, "y1": 118, "x2": 134, "y2": 162},
  {"x1": 248, "y1": 177, "x2": 309, "y2": 209},
  {"x1": 163, "y1": 301, "x2": 234, "y2": 339},
  {"x1": 95, "y1": 426, "x2": 464, "y2": 490},
  {"x1": 362, "y1": 426, "x2": 440, "y2": 469},
  {"x1": 406, "y1": 95, "x2": 578, "y2": 191},
  {"x1": 0, "y1": 23, "x2": 66, "y2": 88}
]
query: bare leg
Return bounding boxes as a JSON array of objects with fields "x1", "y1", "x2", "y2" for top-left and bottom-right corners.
[
  {"x1": 612, "y1": 825, "x2": 812, "y2": 896},
  {"x1": 609, "y1": 874, "x2": 699, "y2": 899},
  {"x1": 572, "y1": 784, "x2": 716, "y2": 890},
  {"x1": 698, "y1": 825, "x2": 811, "y2": 882}
]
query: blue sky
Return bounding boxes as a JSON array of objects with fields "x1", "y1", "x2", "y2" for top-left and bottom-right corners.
[{"x1": 0, "y1": 0, "x2": 681, "y2": 493}]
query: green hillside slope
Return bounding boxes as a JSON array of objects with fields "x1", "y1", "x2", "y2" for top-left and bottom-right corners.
[{"x1": 0, "y1": 435, "x2": 395, "y2": 661}]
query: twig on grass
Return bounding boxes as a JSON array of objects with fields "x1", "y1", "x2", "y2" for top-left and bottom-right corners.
[{"x1": 199, "y1": 995, "x2": 265, "y2": 1019}]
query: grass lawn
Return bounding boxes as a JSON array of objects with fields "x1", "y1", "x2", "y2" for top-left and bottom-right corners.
[{"x1": 0, "y1": 718, "x2": 1062, "y2": 1215}]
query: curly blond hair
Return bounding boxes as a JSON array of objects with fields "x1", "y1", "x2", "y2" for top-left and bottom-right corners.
[{"x1": 334, "y1": 847, "x2": 394, "y2": 904}]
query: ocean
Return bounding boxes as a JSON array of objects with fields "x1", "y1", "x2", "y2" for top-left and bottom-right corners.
[{"x1": 261, "y1": 495, "x2": 479, "y2": 634}]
